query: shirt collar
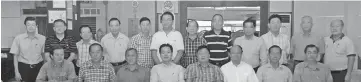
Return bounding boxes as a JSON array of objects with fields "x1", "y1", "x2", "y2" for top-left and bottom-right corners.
[
  {"x1": 242, "y1": 35, "x2": 256, "y2": 40},
  {"x1": 161, "y1": 62, "x2": 176, "y2": 67},
  {"x1": 196, "y1": 62, "x2": 212, "y2": 68},
  {"x1": 79, "y1": 39, "x2": 96, "y2": 44},
  {"x1": 107, "y1": 32, "x2": 125, "y2": 39},
  {"x1": 24, "y1": 33, "x2": 40, "y2": 39},
  {"x1": 124, "y1": 63, "x2": 140, "y2": 72},
  {"x1": 303, "y1": 62, "x2": 321, "y2": 71},
  {"x1": 330, "y1": 33, "x2": 345, "y2": 41},
  {"x1": 268, "y1": 32, "x2": 281, "y2": 37},
  {"x1": 186, "y1": 33, "x2": 202, "y2": 40},
  {"x1": 139, "y1": 32, "x2": 151, "y2": 39},
  {"x1": 265, "y1": 63, "x2": 283, "y2": 70},
  {"x1": 51, "y1": 60, "x2": 65, "y2": 68},
  {"x1": 210, "y1": 29, "x2": 226, "y2": 35}
]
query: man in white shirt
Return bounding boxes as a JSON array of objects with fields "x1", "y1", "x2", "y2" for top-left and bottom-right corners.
[
  {"x1": 323, "y1": 19, "x2": 356, "y2": 82},
  {"x1": 221, "y1": 45, "x2": 259, "y2": 82},
  {"x1": 101, "y1": 18, "x2": 129, "y2": 71},
  {"x1": 261, "y1": 14, "x2": 291, "y2": 66},
  {"x1": 150, "y1": 11, "x2": 184, "y2": 65},
  {"x1": 76, "y1": 25, "x2": 99, "y2": 75},
  {"x1": 233, "y1": 18, "x2": 267, "y2": 72}
]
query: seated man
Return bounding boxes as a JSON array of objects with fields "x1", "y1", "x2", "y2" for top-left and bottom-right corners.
[
  {"x1": 150, "y1": 44, "x2": 185, "y2": 82},
  {"x1": 185, "y1": 45, "x2": 223, "y2": 82},
  {"x1": 257, "y1": 45, "x2": 293, "y2": 82},
  {"x1": 293, "y1": 44, "x2": 333, "y2": 82},
  {"x1": 78, "y1": 43, "x2": 116, "y2": 82},
  {"x1": 117, "y1": 48, "x2": 150, "y2": 82},
  {"x1": 36, "y1": 46, "x2": 77, "y2": 82}
]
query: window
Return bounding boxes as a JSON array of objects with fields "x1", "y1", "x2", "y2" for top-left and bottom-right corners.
[{"x1": 197, "y1": 20, "x2": 260, "y2": 32}]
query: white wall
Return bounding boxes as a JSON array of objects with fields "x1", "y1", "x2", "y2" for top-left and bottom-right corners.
[{"x1": 270, "y1": 1, "x2": 292, "y2": 12}]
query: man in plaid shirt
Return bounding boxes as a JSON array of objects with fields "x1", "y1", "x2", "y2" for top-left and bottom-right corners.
[
  {"x1": 181, "y1": 19, "x2": 207, "y2": 68},
  {"x1": 129, "y1": 17, "x2": 154, "y2": 68}
]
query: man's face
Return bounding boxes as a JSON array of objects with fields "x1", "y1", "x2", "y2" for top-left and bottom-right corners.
[
  {"x1": 126, "y1": 50, "x2": 138, "y2": 65},
  {"x1": 243, "y1": 22, "x2": 255, "y2": 36},
  {"x1": 25, "y1": 21, "x2": 38, "y2": 33},
  {"x1": 269, "y1": 48, "x2": 281, "y2": 63},
  {"x1": 53, "y1": 22, "x2": 66, "y2": 34},
  {"x1": 305, "y1": 47, "x2": 318, "y2": 61},
  {"x1": 52, "y1": 49, "x2": 64, "y2": 63},
  {"x1": 212, "y1": 15, "x2": 224, "y2": 30},
  {"x1": 330, "y1": 20, "x2": 343, "y2": 35},
  {"x1": 90, "y1": 45, "x2": 103, "y2": 62},
  {"x1": 161, "y1": 14, "x2": 173, "y2": 29},
  {"x1": 229, "y1": 47, "x2": 242, "y2": 61},
  {"x1": 268, "y1": 18, "x2": 281, "y2": 33},
  {"x1": 186, "y1": 21, "x2": 198, "y2": 35},
  {"x1": 140, "y1": 21, "x2": 150, "y2": 34},
  {"x1": 109, "y1": 20, "x2": 120, "y2": 34},
  {"x1": 160, "y1": 46, "x2": 172, "y2": 62},
  {"x1": 197, "y1": 48, "x2": 210, "y2": 63},
  {"x1": 301, "y1": 17, "x2": 313, "y2": 32},
  {"x1": 80, "y1": 27, "x2": 92, "y2": 40},
  {"x1": 97, "y1": 30, "x2": 105, "y2": 38}
]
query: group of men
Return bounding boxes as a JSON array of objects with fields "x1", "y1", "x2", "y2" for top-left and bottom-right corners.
[{"x1": 10, "y1": 11, "x2": 356, "y2": 82}]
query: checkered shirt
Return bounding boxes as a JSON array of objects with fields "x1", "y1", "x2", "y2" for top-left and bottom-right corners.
[
  {"x1": 129, "y1": 33, "x2": 154, "y2": 68},
  {"x1": 181, "y1": 34, "x2": 207, "y2": 68},
  {"x1": 78, "y1": 60, "x2": 116, "y2": 82}
]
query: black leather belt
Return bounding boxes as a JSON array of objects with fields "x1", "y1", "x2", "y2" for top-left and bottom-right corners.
[
  {"x1": 331, "y1": 69, "x2": 347, "y2": 73},
  {"x1": 294, "y1": 60, "x2": 304, "y2": 62},
  {"x1": 111, "y1": 61, "x2": 127, "y2": 66}
]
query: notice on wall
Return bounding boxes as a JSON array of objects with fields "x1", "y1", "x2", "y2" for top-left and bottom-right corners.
[
  {"x1": 48, "y1": 10, "x2": 66, "y2": 23},
  {"x1": 68, "y1": 20, "x2": 73, "y2": 30}
]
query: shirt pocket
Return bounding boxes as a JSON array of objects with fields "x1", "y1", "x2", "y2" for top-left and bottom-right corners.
[{"x1": 334, "y1": 43, "x2": 347, "y2": 55}]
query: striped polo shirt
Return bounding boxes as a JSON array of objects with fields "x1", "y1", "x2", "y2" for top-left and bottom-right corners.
[
  {"x1": 203, "y1": 29, "x2": 232, "y2": 61},
  {"x1": 45, "y1": 34, "x2": 78, "y2": 59}
]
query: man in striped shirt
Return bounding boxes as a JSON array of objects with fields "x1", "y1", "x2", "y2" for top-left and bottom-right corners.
[
  {"x1": 185, "y1": 45, "x2": 223, "y2": 82},
  {"x1": 78, "y1": 43, "x2": 116, "y2": 82},
  {"x1": 76, "y1": 25, "x2": 99, "y2": 75},
  {"x1": 203, "y1": 14, "x2": 232, "y2": 67},
  {"x1": 261, "y1": 14, "x2": 291, "y2": 66}
]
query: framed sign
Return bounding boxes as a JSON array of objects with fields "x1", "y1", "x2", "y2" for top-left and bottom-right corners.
[{"x1": 48, "y1": 10, "x2": 66, "y2": 23}]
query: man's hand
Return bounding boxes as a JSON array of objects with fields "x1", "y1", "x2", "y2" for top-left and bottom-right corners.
[
  {"x1": 345, "y1": 73, "x2": 351, "y2": 82},
  {"x1": 15, "y1": 72, "x2": 22, "y2": 81}
]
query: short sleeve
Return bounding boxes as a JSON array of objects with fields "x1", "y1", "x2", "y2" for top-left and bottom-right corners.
[
  {"x1": 293, "y1": 64, "x2": 302, "y2": 82},
  {"x1": 215, "y1": 66, "x2": 224, "y2": 81},
  {"x1": 346, "y1": 39, "x2": 356, "y2": 56},
  {"x1": 178, "y1": 66, "x2": 185, "y2": 82},
  {"x1": 233, "y1": 37, "x2": 241, "y2": 46},
  {"x1": 256, "y1": 67, "x2": 264, "y2": 82},
  {"x1": 67, "y1": 62, "x2": 77, "y2": 80},
  {"x1": 184, "y1": 65, "x2": 195, "y2": 79},
  {"x1": 36, "y1": 63, "x2": 49, "y2": 81},
  {"x1": 150, "y1": 66, "x2": 158, "y2": 82},
  {"x1": 10, "y1": 36, "x2": 20, "y2": 55},
  {"x1": 175, "y1": 32, "x2": 184, "y2": 50},
  {"x1": 150, "y1": 33, "x2": 158, "y2": 50}
]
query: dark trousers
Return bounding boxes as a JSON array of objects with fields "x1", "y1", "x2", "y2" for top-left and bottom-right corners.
[
  {"x1": 209, "y1": 59, "x2": 230, "y2": 67},
  {"x1": 111, "y1": 61, "x2": 127, "y2": 72},
  {"x1": 18, "y1": 62, "x2": 43, "y2": 82},
  {"x1": 331, "y1": 69, "x2": 347, "y2": 82},
  {"x1": 253, "y1": 66, "x2": 260, "y2": 72},
  {"x1": 73, "y1": 60, "x2": 80, "y2": 76}
]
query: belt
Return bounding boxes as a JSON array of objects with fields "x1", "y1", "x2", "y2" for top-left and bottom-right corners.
[
  {"x1": 331, "y1": 69, "x2": 347, "y2": 73},
  {"x1": 294, "y1": 60, "x2": 304, "y2": 62},
  {"x1": 111, "y1": 61, "x2": 127, "y2": 66},
  {"x1": 20, "y1": 62, "x2": 42, "y2": 68}
]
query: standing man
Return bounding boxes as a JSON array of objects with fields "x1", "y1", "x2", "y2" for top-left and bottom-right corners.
[
  {"x1": 44, "y1": 19, "x2": 78, "y2": 65},
  {"x1": 129, "y1": 17, "x2": 154, "y2": 68},
  {"x1": 116, "y1": 48, "x2": 150, "y2": 82},
  {"x1": 203, "y1": 14, "x2": 232, "y2": 67},
  {"x1": 293, "y1": 44, "x2": 333, "y2": 82},
  {"x1": 184, "y1": 45, "x2": 223, "y2": 82},
  {"x1": 78, "y1": 43, "x2": 116, "y2": 82},
  {"x1": 261, "y1": 14, "x2": 291, "y2": 66},
  {"x1": 182, "y1": 19, "x2": 207, "y2": 68},
  {"x1": 323, "y1": 19, "x2": 355, "y2": 82},
  {"x1": 257, "y1": 45, "x2": 293, "y2": 82},
  {"x1": 10, "y1": 17, "x2": 46, "y2": 82},
  {"x1": 221, "y1": 45, "x2": 259, "y2": 82},
  {"x1": 291, "y1": 16, "x2": 323, "y2": 66},
  {"x1": 76, "y1": 25, "x2": 99, "y2": 75},
  {"x1": 233, "y1": 18, "x2": 267, "y2": 72},
  {"x1": 101, "y1": 18, "x2": 129, "y2": 70},
  {"x1": 36, "y1": 46, "x2": 77, "y2": 82},
  {"x1": 150, "y1": 11, "x2": 184, "y2": 64}
]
